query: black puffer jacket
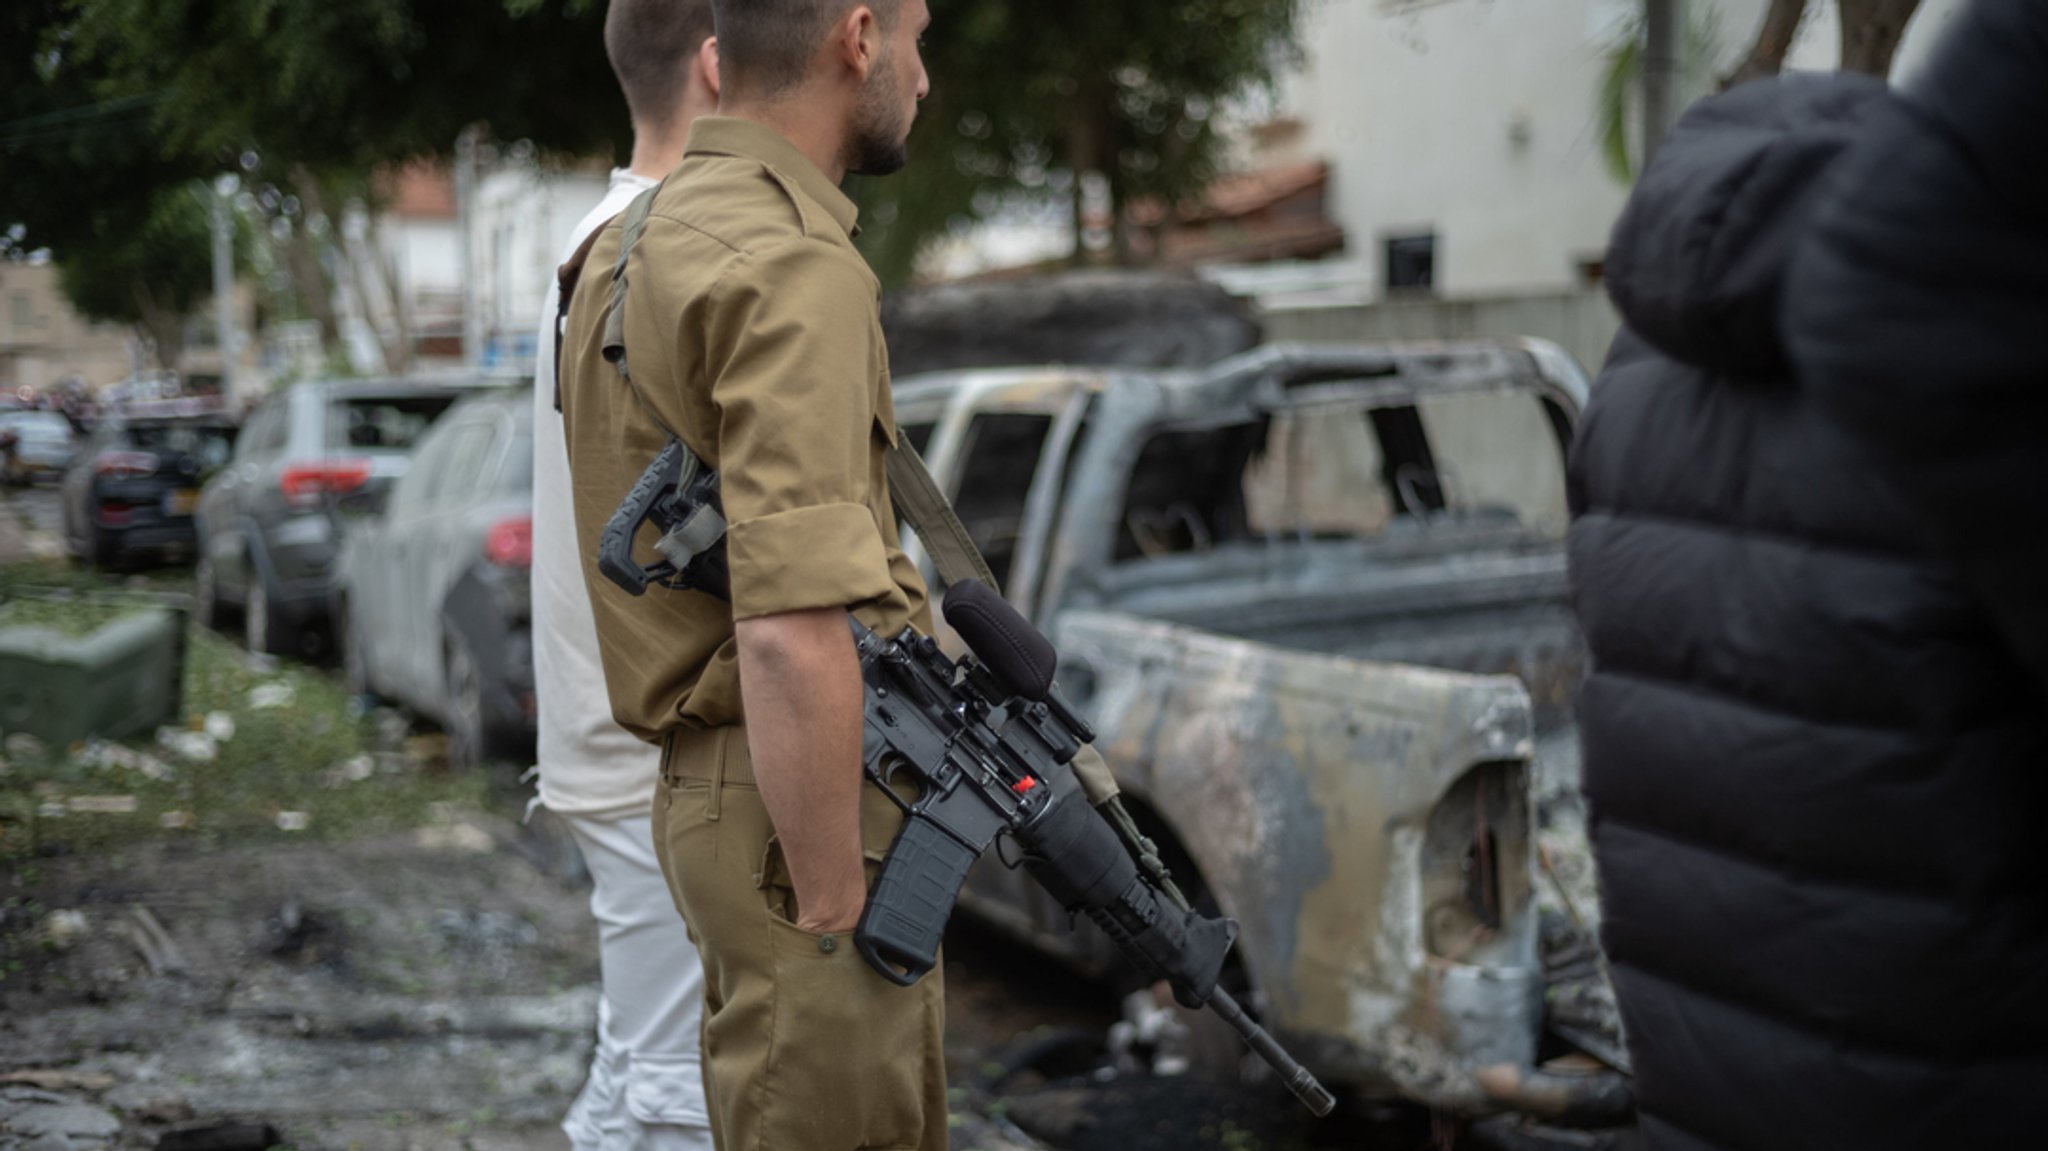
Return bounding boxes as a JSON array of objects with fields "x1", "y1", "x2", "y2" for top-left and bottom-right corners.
[{"x1": 1568, "y1": 73, "x2": 2048, "y2": 1151}]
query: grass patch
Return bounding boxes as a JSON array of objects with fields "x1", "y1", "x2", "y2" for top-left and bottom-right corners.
[{"x1": 2, "y1": 587, "x2": 489, "y2": 859}]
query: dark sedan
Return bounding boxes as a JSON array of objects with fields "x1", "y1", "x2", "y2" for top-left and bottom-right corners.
[{"x1": 62, "y1": 414, "x2": 238, "y2": 567}]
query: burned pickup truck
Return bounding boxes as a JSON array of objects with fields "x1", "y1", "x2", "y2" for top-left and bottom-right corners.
[{"x1": 892, "y1": 340, "x2": 1595, "y2": 1112}]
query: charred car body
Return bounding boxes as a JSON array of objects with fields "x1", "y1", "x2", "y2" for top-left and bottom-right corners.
[{"x1": 892, "y1": 341, "x2": 1591, "y2": 1110}]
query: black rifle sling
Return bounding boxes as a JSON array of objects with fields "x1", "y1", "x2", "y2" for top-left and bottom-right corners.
[{"x1": 552, "y1": 223, "x2": 609, "y2": 414}]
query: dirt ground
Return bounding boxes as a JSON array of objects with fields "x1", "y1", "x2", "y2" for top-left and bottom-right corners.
[
  {"x1": 1, "y1": 811, "x2": 1424, "y2": 1151},
  {"x1": 2, "y1": 487, "x2": 1430, "y2": 1151},
  {"x1": 4, "y1": 481, "x2": 1645, "y2": 1151}
]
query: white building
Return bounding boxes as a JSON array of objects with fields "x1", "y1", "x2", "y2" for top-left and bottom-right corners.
[
  {"x1": 467, "y1": 159, "x2": 614, "y2": 375},
  {"x1": 375, "y1": 165, "x2": 465, "y2": 365},
  {"x1": 1251, "y1": 0, "x2": 1965, "y2": 306}
]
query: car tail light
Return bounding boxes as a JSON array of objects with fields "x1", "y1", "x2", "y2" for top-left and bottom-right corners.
[
  {"x1": 484, "y1": 516, "x2": 533, "y2": 568},
  {"x1": 280, "y1": 459, "x2": 372, "y2": 507},
  {"x1": 96, "y1": 451, "x2": 158, "y2": 479}
]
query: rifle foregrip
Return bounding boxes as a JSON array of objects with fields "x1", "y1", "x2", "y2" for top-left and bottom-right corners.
[{"x1": 855, "y1": 815, "x2": 977, "y2": 987}]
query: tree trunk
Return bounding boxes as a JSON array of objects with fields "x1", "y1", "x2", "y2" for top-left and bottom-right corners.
[
  {"x1": 1107, "y1": 167, "x2": 1135, "y2": 267},
  {"x1": 1724, "y1": 0, "x2": 1810, "y2": 88},
  {"x1": 1839, "y1": 0, "x2": 1921, "y2": 76},
  {"x1": 1064, "y1": 78, "x2": 1112, "y2": 266},
  {"x1": 1641, "y1": 0, "x2": 1683, "y2": 163},
  {"x1": 285, "y1": 168, "x2": 344, "y2": 355},
  {"x1": 130, "y1": 281, "x2": 184, "y2": 371},
  {"x1": 363, "y1": 212, "x2": 415, "y2": 373}
]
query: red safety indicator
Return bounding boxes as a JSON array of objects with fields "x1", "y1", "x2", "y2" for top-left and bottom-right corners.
[{"x1": 1012, "y1": 776, "x2": 1039, "y2": 794}]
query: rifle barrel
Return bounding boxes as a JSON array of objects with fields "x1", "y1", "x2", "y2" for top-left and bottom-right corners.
[{"x1": 1207, "y1": 987, "x2": 1337, "y2": 1117}]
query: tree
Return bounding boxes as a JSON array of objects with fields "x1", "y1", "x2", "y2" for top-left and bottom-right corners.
[
  {"x1": 6, "y1": 0, "x2": 630, "y2": 371},
  {"x1": 1724, "y1": 0, "x2": 1925, "y2": 85},
  {"x1": 852, "y1": 0, "x2": 1307, "y2": 285},
  {"x1": 68, "y1": 0, "x2": 625, "y2": 178},
  {"x1": 1597, "y1": 3, "x2": 1726, "y2": 182},
  {"x1": 1724, "y1": 0, "x2": 1811, "y2": 86},
  {"x1": 52, "y1": 185, "x2": 239, "y2": 370},
  {"x1": 1601, "y1": 0, "x2": 1926, "y2": 185}
]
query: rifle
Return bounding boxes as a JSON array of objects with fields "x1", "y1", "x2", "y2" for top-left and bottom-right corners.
[{"x1": 598, "y1": 454, "x2": 1336, "y2": 1117}]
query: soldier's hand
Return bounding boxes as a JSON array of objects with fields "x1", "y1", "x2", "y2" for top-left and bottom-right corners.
[{"x1": 793, "y1": 873, "x2": 866, "y2": 935}]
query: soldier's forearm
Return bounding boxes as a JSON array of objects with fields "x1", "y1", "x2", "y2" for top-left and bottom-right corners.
[{"x1": 734, "y1": 608, "x2": 869, "y2": 933}]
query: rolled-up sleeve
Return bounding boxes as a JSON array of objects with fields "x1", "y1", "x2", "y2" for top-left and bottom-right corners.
[{"x1": 703, "y1": 241, "x2": 893, "y2": 621}]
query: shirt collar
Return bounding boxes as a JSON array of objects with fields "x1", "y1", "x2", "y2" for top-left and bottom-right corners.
[{"x1": 684, "y1": 117, "x2": 862, "y2": 239}]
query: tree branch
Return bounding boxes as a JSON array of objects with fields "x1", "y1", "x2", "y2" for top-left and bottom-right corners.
[
  {"x1": 1724, "y1": 0, "x2": 1810, "y2": 89},
  {"x1": 1839, "y1": 0, "x2": 1921, "y2": 76}
]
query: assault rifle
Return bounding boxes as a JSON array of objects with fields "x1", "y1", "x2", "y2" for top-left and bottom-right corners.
[
  {"x1": 599, "y1": 452, "x2": 1335, "y2": 1117},
  {"x1": 854, "y1": 580, "x2": 1335, "y2": 1116}
]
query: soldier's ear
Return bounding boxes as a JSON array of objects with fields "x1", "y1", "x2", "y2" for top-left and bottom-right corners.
[
  {"x1": 834, "y1": 5, "x2": 883, "y2": 82},
  {"x1": 699, "y1": 36, "x2": 720, "y2": 101}
]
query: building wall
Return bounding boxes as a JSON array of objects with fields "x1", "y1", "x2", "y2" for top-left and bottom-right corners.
[
  {"x1": 1273, "y1": 0, "x2": 1963, "y2": 300},
  {"x1": 0, "y1": 260, "x2": 137, "y2": 394},
  {"x1": 470, "y1": 165, "x2": 613, "y2": 372}
]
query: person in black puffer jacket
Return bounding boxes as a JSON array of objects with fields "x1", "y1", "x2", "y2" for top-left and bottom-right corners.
[
  {"x1": 1567, "y1": 69, "x2": 2048, "y2": 1151},
  {"x1": 1786, "y1": 0, "x2": 2048, "y2": 695}
]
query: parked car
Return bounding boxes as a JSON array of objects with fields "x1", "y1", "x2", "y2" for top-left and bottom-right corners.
[
  {"x1": 1, "y1": 411, "x2": 79, "y2": 484},
  {"x1": 195, "y1": 378, "x2": 473, "y2": 656},
  {"x1": 334, "y1": 389, "x2": 534, "y2": 767},
  {"x1": 892, "y1": 342, "x2": 1600, "y2": 1117},
  {"x1": 61, "y1": 413, "x2": 238, "y2": 567}
]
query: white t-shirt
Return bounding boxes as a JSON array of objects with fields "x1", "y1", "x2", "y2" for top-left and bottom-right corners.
[{"x1": 532, "y1": 169, "x2": 662, "y2": 818}]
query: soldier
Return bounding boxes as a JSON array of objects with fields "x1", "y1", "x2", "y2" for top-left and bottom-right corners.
[
  {"x1": 556, "y1": 2, "x2": 943, "y2": 1149},
  {"x1": 530, "y1": 3, "x2": 719, "y2": 1151}
]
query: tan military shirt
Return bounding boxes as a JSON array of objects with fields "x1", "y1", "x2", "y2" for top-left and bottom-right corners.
[{"x1": 558, "y1": 117, "x2": 931, "y2": 742}]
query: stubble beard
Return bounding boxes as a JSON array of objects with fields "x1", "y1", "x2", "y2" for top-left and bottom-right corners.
[{"x1": 848, "y1": 52, "x2": 911, "y2": 177}]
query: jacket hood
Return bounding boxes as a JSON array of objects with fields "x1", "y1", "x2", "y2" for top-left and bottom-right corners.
[{"x1": 1606, "y1": 73, "x2": 1891, "y2": 380}]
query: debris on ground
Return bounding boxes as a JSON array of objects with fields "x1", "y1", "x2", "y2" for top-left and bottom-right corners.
[
  {"x1": 113, "y1": 907, "x2": 190, "y2": 978},
  {"x1": 154, "y1": 1120, "x2": 283, "y2": 1151},
  {"x1": 39, "y1": 910, "x2": 89, "y2": 951},
  {"x1": 244, "y1": 683, "x2": 293, "y2": 710},
  {"x1": 0, "y1": 1085, "x2": 123, "y2": 1151},
  {"x1": 1105, "y1": 989, "x2": 1191, "y2": 1078},
  {"x1": 71, "y1": 741, "x2": 174, "y2": 783},
  {"x1": 154, "y1": 728, "x2": 217, "y2": 763},
  {"x1": 0, "y1": 1074, "x2": 116, "y2": 1093},
  {"x1": 64, "y1": 797, "x2": 137, "y2": 815}
]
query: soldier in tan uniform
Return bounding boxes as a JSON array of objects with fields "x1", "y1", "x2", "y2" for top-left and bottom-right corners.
[{"x1": 556, "y1": 2, "x2": 942, "y2": 1149}]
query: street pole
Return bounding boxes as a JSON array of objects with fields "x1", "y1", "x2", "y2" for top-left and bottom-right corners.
[
  {"x1": 455, "y1": 125, "x2": 483, "y2": 371},
  {"x1": 209, "y1": 175, "x2": 239, "y2": 404},
  {"x1": 1643, "y1": 0, "x2": 1684, "y2": 165}
]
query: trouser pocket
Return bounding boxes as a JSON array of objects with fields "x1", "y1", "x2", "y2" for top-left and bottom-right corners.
[{"x1": 758, "y1": 912, "x2": 939, "y2": 1151}]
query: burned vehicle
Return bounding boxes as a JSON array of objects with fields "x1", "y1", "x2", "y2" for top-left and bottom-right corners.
[{"x1": 893, "y1": 341, "x2": 1593, "y2": 1111}]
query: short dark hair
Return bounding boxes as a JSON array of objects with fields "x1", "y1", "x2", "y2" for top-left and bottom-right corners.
[
  {"x1": 714, "y1": 0, "x2": 900, "y2": 99},
  {"x1": 605, "y1": 0, "x2": 718, "y2": 128}
]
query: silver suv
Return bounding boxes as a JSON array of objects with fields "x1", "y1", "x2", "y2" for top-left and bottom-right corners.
[{"x1": 195, "y1": 378, "x2": 473, "y2": 656}]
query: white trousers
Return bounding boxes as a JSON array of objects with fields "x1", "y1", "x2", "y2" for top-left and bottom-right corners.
[{"x1": 557, "y1": 810, "x2": 714, "y2": 1151}]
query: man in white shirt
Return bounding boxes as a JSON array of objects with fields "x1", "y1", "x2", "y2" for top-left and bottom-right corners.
[{"x1": 531, "y1": 5, "x2": 718, "y2": 1150}]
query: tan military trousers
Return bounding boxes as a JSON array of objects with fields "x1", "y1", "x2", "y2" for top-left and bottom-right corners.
[{"x1": 651, "y1": 725, "x2": 949, "y2": 1151}]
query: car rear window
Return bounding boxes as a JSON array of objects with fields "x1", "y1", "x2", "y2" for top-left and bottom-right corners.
[
  {"x1": 128, "y1": 423, "x2": 237, "y2": 469},
  {"x1": 327, "y1": 395, "x2": 459, "y2": 453}
]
